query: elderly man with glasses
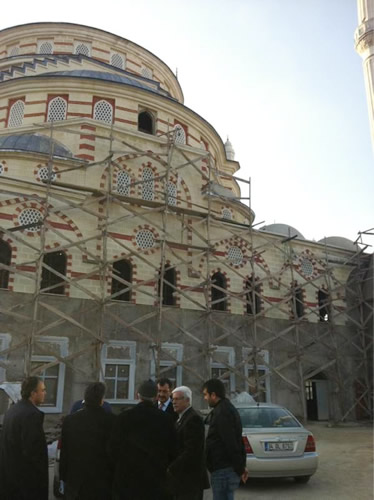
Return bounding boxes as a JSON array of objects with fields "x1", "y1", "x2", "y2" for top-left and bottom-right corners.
[{"x1": 167, "y1": 386, "x2": 209, "y2": 500}]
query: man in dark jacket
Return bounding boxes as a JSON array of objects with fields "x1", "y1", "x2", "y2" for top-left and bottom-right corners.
[
  {"x1": 168, "y1": 385, "x2": 209, "y2": 500},
  {"x1": 157, "y1": 377, "x2": 177, "y2": 421},
  {"x1": 203, "y1": 378, "x2": 248, "y2": 500},
  {"x1": 110, "y1": 379, "x2": 177, "y2": 500},
  {"x1": 59, "y1": 382, "x2": 115, "y2": 500},
  {"x1": 0, "y1": 376, "x2": 48, "y2": 500}
]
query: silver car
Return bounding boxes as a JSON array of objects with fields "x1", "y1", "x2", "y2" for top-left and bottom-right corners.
[{"x1": 236, "y1": 403, "x2": 318, "y2": 483}]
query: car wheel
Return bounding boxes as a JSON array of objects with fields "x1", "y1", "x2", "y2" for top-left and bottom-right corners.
[
  {"x1": 53, "y1": 477, "x2": 64, "y2": 498},
  {"x1": 294, "y1": 475, "x2": 311, "y2": 483}
]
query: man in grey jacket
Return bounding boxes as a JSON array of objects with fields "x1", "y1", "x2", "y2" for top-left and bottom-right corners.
[{"x1": 203, "y1": 378, "x2": 248, "y2": 500}]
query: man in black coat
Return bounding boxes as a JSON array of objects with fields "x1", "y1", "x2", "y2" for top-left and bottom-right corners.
[
  {"x1": 110, "y1": 379, "x2": 177, "y2": 500},
  {"x1": 157, "y1": 377, "x2": 178, "y2": 421},
  {"x1": 168, "y1": 386, "x2": 209, "y2": 500},
  {"x1": 203, "y1": 378, "x2": 248, "y2": 500},
  {"x1": 0, "y1": 376, "x2": 48, "y2": 500},
  {"x1": 59, "y1": 382, "x2": 115, "y2": 500}
]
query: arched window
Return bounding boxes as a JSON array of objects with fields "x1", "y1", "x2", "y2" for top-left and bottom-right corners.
[
  {"x1": 94, "y1": 100, "x2": 113, "y2": 124},
  {"x1": 141, "y1": 66, "x2": 153, "y2": 79},
  {"x1": 117, "y1": 170, "x2": 130, "y2": 196},
  {"x1": 142, "y1": 167, "x2": 154, "y2": 201},
  {"x1": 159, "y1": 267, "x2": 176, "y2": 306},
  {"x1": 293, "y1": 286, "x2": 304, "y2": 319},
  {"x1": 8, "y1": 100, "x2": 25, "y2": 128},
  {"x1": 40, "y1": 251, "x2": 66, "y2": 294},
  {"x1": 47, "y1": 97, "x2": 67, "y2": 122},
  {"x1": 111, "y1": 53, "x2": 125, "y2": 69},
  {"x1": 39, "y1": 41, "x2": 53, "y2": 54},
  {"x1": 111, "y1": 260, "x2": 132, "y2": 301},
  {"x1": 173, "y1": 124, "x2": 186, "y2": 145},
  {"x1": 166, "y1": 181, "x2": 177, "y2": 206},
  {"x1": 245, "y1": 279, "x2": 261, "y2": 315},
  {"x1": 211, "y1": 272, "x2": 227, "y2": 311},
  {"x1": 75, "y1": 43, "x2": 90, "y2": 56},
  {"x1": 138, "y1": 111, "x2": 154, "y2": 134},
  {"x1": 0, "y1": 241, "x2": 11, "y2": 289},
  {"x1": 318, "y1": 289, "x2": 330, "y2": 322}
]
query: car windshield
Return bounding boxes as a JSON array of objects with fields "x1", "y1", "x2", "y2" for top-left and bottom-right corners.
[{"x1": 238, "y1": 407, "x2": 301, "y2": 428}]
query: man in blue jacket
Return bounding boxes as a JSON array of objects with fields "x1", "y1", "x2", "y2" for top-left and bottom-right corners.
[{"x1": 203, "y1": 378, "x2": 248, "y2": 500}]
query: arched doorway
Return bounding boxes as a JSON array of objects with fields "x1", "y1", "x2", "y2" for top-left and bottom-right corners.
[{"x1": 305, "y1": 372, "x2": 329, "y2": 420}]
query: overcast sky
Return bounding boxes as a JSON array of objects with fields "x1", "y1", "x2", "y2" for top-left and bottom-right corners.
[{"x1": 1, "y1": 0, "x2": 373, "y2": 244}]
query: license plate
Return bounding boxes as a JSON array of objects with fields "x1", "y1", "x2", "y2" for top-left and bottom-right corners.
[{"x1": 265, "y1": 441, "x2": 293, "y2": 451}]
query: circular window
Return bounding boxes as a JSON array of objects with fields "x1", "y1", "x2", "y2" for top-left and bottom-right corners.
[
  {"x1": 38, "y1": 166, "x2": 56, "y2": 182},
  {"x1": 18, "y1": 208, "x2": 43, "y2": 232},
  {"x1": 227, "y1": 246, "x2": 243, "y2": 265},
  {"x1": 135, "y1": 229, "x2": 155, "y2": 249},
  {"x1": 300, "y1": 258, "x2": 314, "y2": 276}
]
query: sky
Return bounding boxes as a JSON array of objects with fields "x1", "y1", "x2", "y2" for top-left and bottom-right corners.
[{"x1": 1, "y1": 0, "x2": 373, "y2": 244}]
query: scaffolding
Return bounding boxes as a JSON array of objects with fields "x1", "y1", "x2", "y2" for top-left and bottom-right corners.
[{"x1": 0, "y1": 120, "x2": 372, "y2": 422}]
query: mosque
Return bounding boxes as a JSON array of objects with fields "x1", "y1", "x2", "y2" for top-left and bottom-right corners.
[{"x1": 0, "y1": 14, "x2": 371, "y2": 424}]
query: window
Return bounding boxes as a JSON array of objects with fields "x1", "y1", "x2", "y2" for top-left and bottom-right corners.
[
  {"x1": 93, "y1": 100, "x2": 113, "y2": 124},
  {"x1": 0, "y1": 334, "x2": 11, "y2": 382},
  {"x1": 101, "y1": 341, "x2": 136, "y2": 403},
  {"x1": 38, "y1": 41, "x2": 53, "y2": 54},
  {"x1": 18, "y1": 208, "x2": 43, "y2": 232},
  {"x1": 47, "y1": 97, "x2": 67, "y2": 122},
  {"x1": 135, "y1": 229, "x2": 155, "y2": 249},
  {"x1": 210, "y1": 346, "x2": 235, "y2": 397},
  {"x1": 245, "y1": 279, "x2": 262, "y2": 315},
  {"x1": 117, "y1": 170, "x2": 130, "y2": 196},
  {"x1": 40, "y1": 251, "x2": 66, "y2": 295},
  {"x1": 138, "y1": 111, "x2": 154, "y2": 134},
  {"x1": 142, "y1": 167, "x2": 154, "y2": 201},
  {"x1": 227, "y1": 246, "x2": 243, "y2": 266},
  {"x1": 222, "y1": 208, "x2": 233, "y2": 220},
  {"x1": 293, "y1": 286, "x2": 304, "y2": 319},
  {"x1": 173, "y1": 124, "x2": 186, "y2": 145},
  {"x1": 318, "y1": 289, "x2": 330, "y2": 322},
  {"x1": 8, "y1": 100, "x2": 25, "y2": 128},
  {"x1": 243, "y1": 348, "x2": 270, "y2": 402},
  {"x1": 8, "y1": 46, "x2": 19, "y2": 56},
  {"x1": 74, "y1": 43, "x2": 90, "y2": 56},
  {"x1": 38, "y1": 166, "x2": 56, "y2": 183},
  {"x1": 0, "y1": 241, "x2": 11, "y2": 289},
  {"x1": 150, "y1": 343, "x2": 183, "y2": 387},
  {"x1": 158, "y1": 267, "x2": 176, "y2": 306},
  {"x1": 141, "y1": 66, "x2": 153, "y2": 79},
  {"x1": 31, "y1": 336, "x2": 68, "y2": 413},
  {"x1": 211, "y1": 272, "x2": 227, "y2": 311},
  {"x1": 111, "y1": 260, "x2": 132, "y2": 301},
  {"x1": 166, "y1": 181, "x2": 177, "y2": 206},
  {"x1": 111, "y1": 53, "x2": 125, "y2": 69}
]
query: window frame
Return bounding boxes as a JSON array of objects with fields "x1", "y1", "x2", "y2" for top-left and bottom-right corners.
[
  {"x1": 243, "y1": 348, "x2": 271, "y2": 402},
  {"x1": 100, "y1": 341, "x2": 136, "y2": 404},
  {"x1": 31, "y1": 336, "x2": 68, "y2": 413},
  {"x1": 0, "y1": 333, "x2": 11, "y2": 382},
  {"x1": 210, "y1": 346, "x2": 236, "y2": 397},
  {"x1": 150, "y1": 342, "x2": 183, "y2": 387}
]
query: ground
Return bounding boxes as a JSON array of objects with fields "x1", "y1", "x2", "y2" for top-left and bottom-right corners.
[{"x1": 48, "y1": 422, "x2": 373, "y2": 500}]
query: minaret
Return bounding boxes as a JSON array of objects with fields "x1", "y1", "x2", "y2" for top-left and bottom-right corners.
[
  {"x1": 224, "y1": 137, "x2": 235, "y2": 160},
  {"x1": 355, "y1": 0, "x2": 374, "y2": 150}
]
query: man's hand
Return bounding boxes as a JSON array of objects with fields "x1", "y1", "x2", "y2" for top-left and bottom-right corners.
[{"x1": 241, "y1": 468, "x2": 249, "y2": 483}]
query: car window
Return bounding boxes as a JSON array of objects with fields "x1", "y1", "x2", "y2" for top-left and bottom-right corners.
[{"x1": 238, "y1": 407, "x2": 301, "y2": 428}]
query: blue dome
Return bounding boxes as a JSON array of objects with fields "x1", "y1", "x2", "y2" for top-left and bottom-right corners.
[{"x1": 0, "y1": 133, "x2": 73, "y2": 158}]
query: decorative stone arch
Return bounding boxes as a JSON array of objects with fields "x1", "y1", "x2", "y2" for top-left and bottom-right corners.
[
  {"x1": 0, "y1": 235, "x2": 16, "y2": 291},
  {"x1": 155, "y1": 260, "x2": 181, "y2": 308},
  {"x1": 108, "y1": 254, "x2": 137, "y2": 304},
  {"x1": 216, "y1": 237, "x2": 251, "y2": 270},
  {"x1": 101, "y1": 159, "x2": 136, "y2": 196}
]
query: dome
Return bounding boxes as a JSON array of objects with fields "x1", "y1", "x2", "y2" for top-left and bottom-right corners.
[
  {"x1": 0, "y1": 133, "x2": 74, "y2": 158},
  {"x1": 224, "y1": 137, "x2": 235, "y2": 160},
  {"x1": 318, "y1": 236, "x2": 359, "y2": 251},
  {"x1": 259, "y1": 223, "x2": 305, "y2": 240}
]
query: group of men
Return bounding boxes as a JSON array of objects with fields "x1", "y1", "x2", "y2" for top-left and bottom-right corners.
[{"x1": 0, "y1": 376, "x2": 248, "y2": 500}]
